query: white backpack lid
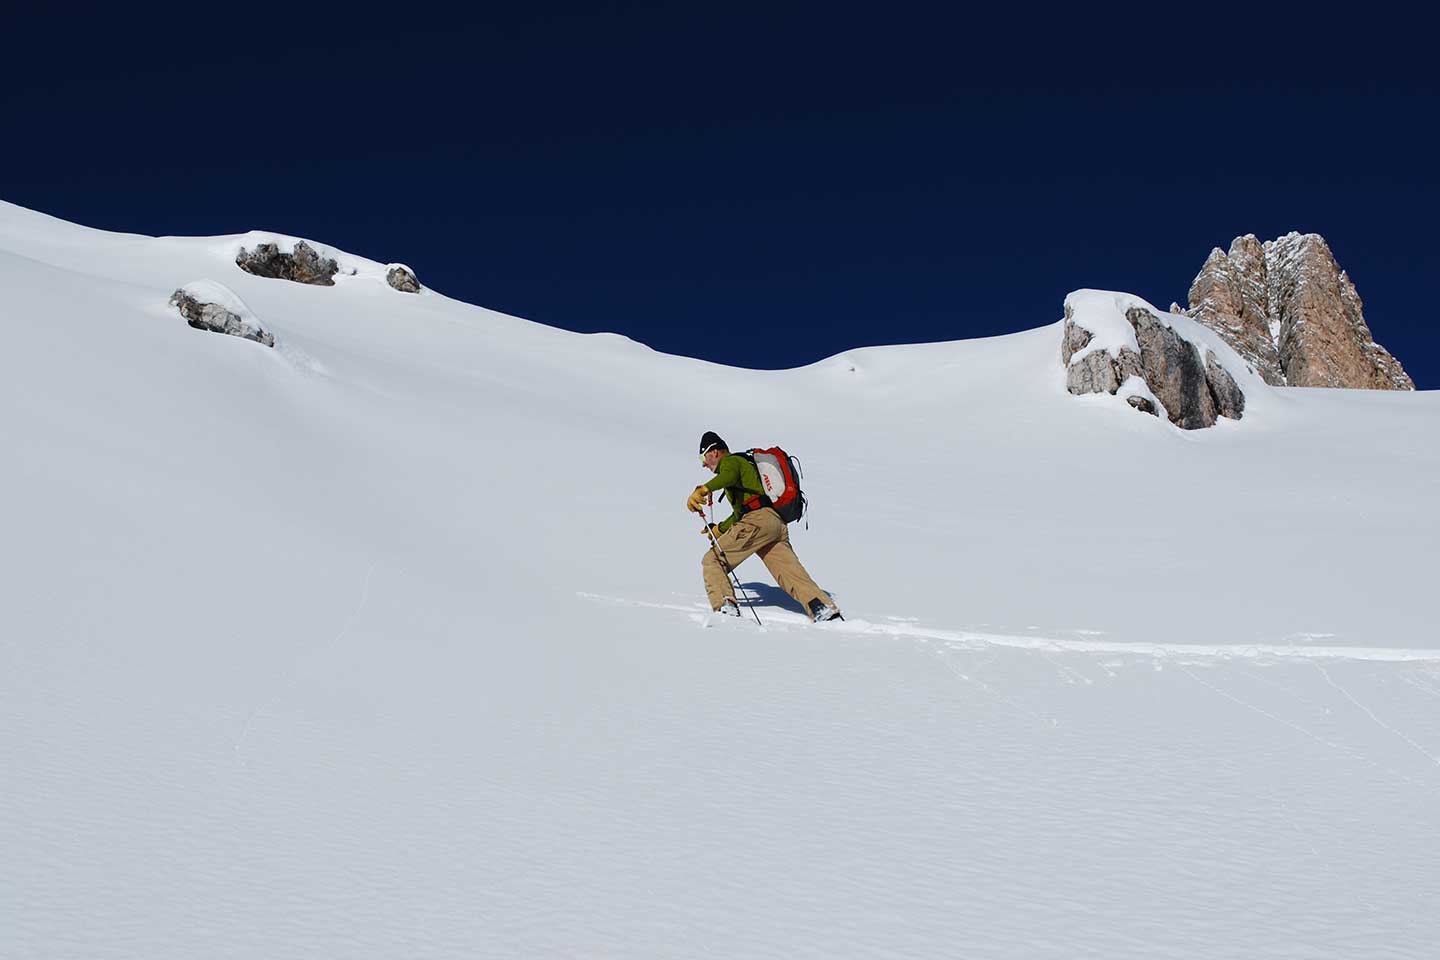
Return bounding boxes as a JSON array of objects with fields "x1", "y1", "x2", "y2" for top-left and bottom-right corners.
[{"x1": 750, "y1": 450, "x2": 787, "y2": 500}]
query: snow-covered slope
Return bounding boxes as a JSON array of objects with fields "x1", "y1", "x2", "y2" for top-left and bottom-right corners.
[{"x1": 3, "y1": 199, "x2": 1438, "y2": 958}]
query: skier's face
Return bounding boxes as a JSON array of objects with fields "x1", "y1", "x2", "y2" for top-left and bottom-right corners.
[{"x1": 702, "y1": 448, "x2": 724, "y2": 472}]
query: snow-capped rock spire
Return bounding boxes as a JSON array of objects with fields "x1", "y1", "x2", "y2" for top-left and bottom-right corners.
[{"x1": 1185, "y1": 233, "x2": 1413, "y2": 390}]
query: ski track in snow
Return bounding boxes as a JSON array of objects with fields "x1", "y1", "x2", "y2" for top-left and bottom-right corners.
[
  {"x1": 582, "y1": 591, "x2": 1440, "y2": 805},
  {"x1": 577, "y1": 592, "x2": 1440, "y2": 665},
  {"x1": 1177, "y1": 663, "x2": 1440, "y2": 797},
  {"x1": 927, "y1": 642, "x2": 1060, "y2": 726},
  {"x1": 1312, "y1": 659, "x2": 1440, "y2": 767},
  {"x1": 581, "y1": 591, "x2": 1440, "y2": 795}
]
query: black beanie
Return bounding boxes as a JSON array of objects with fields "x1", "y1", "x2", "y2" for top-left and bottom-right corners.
[{"x1": 699, "y1": 431, "x2": 727, "y2": 456}]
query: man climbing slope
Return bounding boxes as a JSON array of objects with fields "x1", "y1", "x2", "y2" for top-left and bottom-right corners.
[{"x1": 687, "y1": 431, "x2": 842, "y2": 622}]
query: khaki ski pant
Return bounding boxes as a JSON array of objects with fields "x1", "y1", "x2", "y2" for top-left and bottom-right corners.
[{"x1": 701, "y1": 507, "x2": 836, "y2": 618}]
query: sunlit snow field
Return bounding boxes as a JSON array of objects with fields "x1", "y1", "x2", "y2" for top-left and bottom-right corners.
[{"x1": 3, "y1": 200, "x2": 1438, "y2": 958}]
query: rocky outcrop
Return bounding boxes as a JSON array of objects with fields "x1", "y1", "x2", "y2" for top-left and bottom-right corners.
[
  {"x1": 1185, "y1": 233, "x2": 1413, "y2": 390},
  {"x1": 170, "y1": 289, "x2": 274, "y2": 347},
  {"x1": 1062, "y1": 297, "x2": 1245, "y2": 430},
  {"x1": 386, "y1": 265, "x2": 421, "y2": 293},
  {"x1": 1062, "y1": 319, "x2": 1142, "y2": 396},
  {"x1": 1127, "y1": 307, "x2": 1245, "y2": 429},
  {"x1": 1204, "y1": 352, "x2": 1246, "y2": 420},
  {"x1": 236, "y1": 240, "x2": 338, "y2": 286},
  {"x1": 1186, "y1": 236, "x2": 1282, "y2": 385}
]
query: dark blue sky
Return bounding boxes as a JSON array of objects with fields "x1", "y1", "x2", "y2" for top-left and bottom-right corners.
[{"x1": 5, "y1": 5, "x2": 1436, "y2": 386}]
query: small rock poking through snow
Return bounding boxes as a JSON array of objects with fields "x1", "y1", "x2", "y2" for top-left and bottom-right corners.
[
  {"x1": 169, "y1": 280, "x2": 274, "y2": 347},
  {"x1": 386, "y1": 264, "x2": 422, "y2": 293},
  {"x1": 235, "y1": 240, "x2": 338, "y2": 286}
]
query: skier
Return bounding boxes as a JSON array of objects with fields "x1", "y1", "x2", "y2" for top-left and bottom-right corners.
[{"x1": 687, "y1": 431, "x2": 842, "y2": 621}]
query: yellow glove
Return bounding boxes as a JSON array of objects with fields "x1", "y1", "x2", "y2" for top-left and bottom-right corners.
[
  {"x1": 687, "y1": 485, "x2": 711, "y2": 513},
  {"x1": 700, "y1": 523, "x2": 720, "y2": 539}
]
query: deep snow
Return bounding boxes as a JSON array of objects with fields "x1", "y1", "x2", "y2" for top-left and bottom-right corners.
[{"x1": 3, "y1": 199, "x2": 1438, "y2": 958}]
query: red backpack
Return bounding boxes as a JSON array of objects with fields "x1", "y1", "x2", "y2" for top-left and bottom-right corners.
[{"x1": 739, "y1": 447, "x2": 808, "y2": 524}]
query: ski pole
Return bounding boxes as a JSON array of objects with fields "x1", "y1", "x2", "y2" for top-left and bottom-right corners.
[{"x1": 701, "y1": 514, "x2": 763, "y2": 626}]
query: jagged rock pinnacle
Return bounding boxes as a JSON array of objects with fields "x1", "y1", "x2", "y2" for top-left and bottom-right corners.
[{"x1": 1185, "y1": 233, "x2": 1412, "y2": 390}]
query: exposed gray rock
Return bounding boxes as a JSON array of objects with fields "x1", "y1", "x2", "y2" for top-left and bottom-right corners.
[
  {"x1": 1062, "y1": 308, "x2": 1144, "y2": 397},
  {"x1": 1061, "y1": 309, "x2": 1093, "y2": 364},
  {"x1": 1063, "y1": 304, "x2": 1245, "y2": 430},
  {"x1": 1186, "y1": 232, "x2": 1413, "y2": 390},
  {"x1": 1065, "y1": 340, "x2": 1144, "y2": 396},
  {"x1": 1066, "y1": 345, "x2": 1121, "y2": 395},
  {"x1": 1071, "y1": 302, "x2": 1146, "y2": 400},
  {"x1": 236, "y1": 240, "x2": 338, "y2": 286},
  {"x1": 169, "y1": 290, "x2": 274, "y2": 347},
  {"x1": 386, "y1": 265, "x2": 422, "y2": 293},
  {"x1": 1205, "y1": 351, "x2": 1245, "y2": 420},
  {"x1": 1128, "y1": 307, "x2": 1217, "y2": 430}
]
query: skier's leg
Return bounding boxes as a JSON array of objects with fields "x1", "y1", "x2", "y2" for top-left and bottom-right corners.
[
  {"x1": 700, "y1": 550, "x2": 732, "y2": 610},
  {"x1": 699, "y1": 517, "x2": 771, "y2": 611},
  {"x1": 756, "y1": 521, "x2": 836, "y2": 618}
]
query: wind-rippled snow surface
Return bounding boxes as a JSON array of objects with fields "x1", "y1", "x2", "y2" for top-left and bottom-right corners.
[{"x1": 3, "y1": 200, "x2": 1438, "y2": 958}]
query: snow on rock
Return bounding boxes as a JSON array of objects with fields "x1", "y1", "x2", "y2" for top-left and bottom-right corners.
[
  {"x1": 1185, "y1": 232, "x2": 1414, "y2": 390},
  {"x1": 386, "y1": 263, "x2": 422, "y2": 293},
  {"x1": 235, "y1": 239, "x2": 339, "y2": 286},
  {"x1": 169, "y1": 279, "x2": 274, "y2": 347},
  {"x1": 230, "y1": 234, "x2": 428, "y2": 296},
  {"x1": 1118, "y1": 376, "x2": 1163, "y2": 418},
  {"x1": 1062, "y1": 290, "x2": 1256, "y2": 429}
]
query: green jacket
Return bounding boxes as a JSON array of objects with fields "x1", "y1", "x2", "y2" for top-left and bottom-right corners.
[{"x1": 704, "y1": 453, "x2": 766, "y2": 533}]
